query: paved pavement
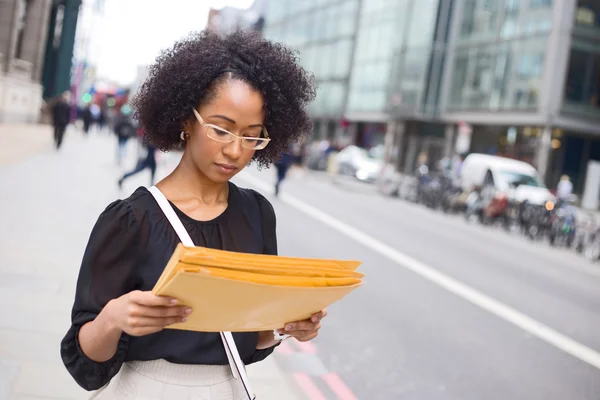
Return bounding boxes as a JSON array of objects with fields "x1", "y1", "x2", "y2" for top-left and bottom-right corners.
[
  {"x1": 0, "y1": 129, "x2": 302, "y2": 400},
  {"x1": 0, "y1": 123, "x2": 54, "y2": 167}
]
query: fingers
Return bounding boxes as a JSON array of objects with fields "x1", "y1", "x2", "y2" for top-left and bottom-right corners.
[
  {"x1": 130, "y1": 304, "x2": 192, "y2": 318},
  {"x1": 278, "y1": 320, "x2": 321, "y2": 343},
  {"x1": 295, "y1": 331, "x2": 318, "y2": 342},
  {"x1": 277, "y1": 310, "x2": 328, "y2": 343},
  {"x1": 124, "y1": 291, "x2": 191, "y2": 336},
  {"x1": 311, "y1": 309, "x2": 327, "y2": 323},
  {"x1": 130, "y1": 290, "x2": 178, "y2": 307},
  {"x1": 278, "y1": 324, "x2": 320, "y2": 342},
  {"x1": 283, "y1": 320, "x2": 321, "y2": 333}
]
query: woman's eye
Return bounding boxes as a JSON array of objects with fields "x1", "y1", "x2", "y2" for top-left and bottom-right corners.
[
  {"x1": 211, "y1": 127, "x2": 230, "y2": 137},
  {"x1": 243, "y1": 129, "x2": 262, "y2": 138},
  {"x1": 242, "y1": 138, "x2": 262, "y2": 148}
]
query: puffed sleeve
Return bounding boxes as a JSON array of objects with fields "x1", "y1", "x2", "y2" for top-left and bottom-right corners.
[
  {"x1": 60, "y1": 199, "x2": 140, "y2": 390},
  {"x1": 244, "y1": 191, "x2": 280, "y2": 365}
]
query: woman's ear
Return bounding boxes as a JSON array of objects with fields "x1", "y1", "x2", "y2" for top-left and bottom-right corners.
[{"x1": 182, "y1": 118, "x2": 193, "y2": 135}]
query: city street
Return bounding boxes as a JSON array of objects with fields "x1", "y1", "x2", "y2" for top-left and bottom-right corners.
[
  {"x1": 1, "y1": 131, "x2": 599, "y2": 399},
  {"x1": 236, "y1": 167, "x2": 600, "y2": 399}
]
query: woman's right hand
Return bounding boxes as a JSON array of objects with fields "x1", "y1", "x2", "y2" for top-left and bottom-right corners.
[{"x1": 103, "y1": 290, "x2": 192, "y2": 336}]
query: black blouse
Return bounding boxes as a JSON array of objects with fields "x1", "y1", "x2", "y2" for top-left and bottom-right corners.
[{"x1": 61, "y1": 182, "x2": 279, "y2": 391}]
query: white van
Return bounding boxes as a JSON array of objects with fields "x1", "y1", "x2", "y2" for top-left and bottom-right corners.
[{"x1": 460, "y1": 154, "x2": 555, "y2": 206}]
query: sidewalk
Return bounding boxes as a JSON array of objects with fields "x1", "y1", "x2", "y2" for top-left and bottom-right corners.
[
  {"x1": 0, "y1": 123, "x2": 54, "y2": 167},
  {"x1": 0, "y1": 129, "x2": 303, "y2": 399}
]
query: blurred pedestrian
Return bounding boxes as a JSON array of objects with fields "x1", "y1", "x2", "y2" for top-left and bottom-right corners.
[
  {"x1": 113, "y1": 107, "x2": 136, "y2": 166},
  {"x1": 557, "y1": 174, "x2": 573, "y2": 203},
  {"x1": 51, "y1": 91, "x2": 71, "y2": 149},
  {"x1": 81, "y1": 105, "x2": 93, "y2": 135},
  {"x1": 274, "y1": 151, "x2": 294, "y2": 196},
  {"x1": 97, "y1": 106, "x2": 106, "y2": 132},
  {"x1": 60, "y1": 29, "x2": 321, "y2": 398},
  {"x1": 118, "y1": 140, "x2": 157, "y2": 188}
]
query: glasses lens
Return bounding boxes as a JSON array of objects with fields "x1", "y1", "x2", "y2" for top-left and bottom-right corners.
[
  {"x1": 242, "y1": 138, "x2": 268, "y2": 149},
  {"x1": 206, "y1": 126, "x2": 233, "y2": 142}
]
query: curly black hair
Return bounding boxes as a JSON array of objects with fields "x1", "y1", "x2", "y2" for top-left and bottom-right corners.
[{"x1": 131, "y1": 29, "x2": 316, "y2": 167}]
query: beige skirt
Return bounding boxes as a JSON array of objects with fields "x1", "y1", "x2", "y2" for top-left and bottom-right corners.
[{"x1": 90, "y1": 359, "x2": 248, "y2": 400}]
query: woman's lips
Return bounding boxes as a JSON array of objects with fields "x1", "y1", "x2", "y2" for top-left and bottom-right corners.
[{"x1": 214, "y1": 163, "x2": 237, "y2": 173}]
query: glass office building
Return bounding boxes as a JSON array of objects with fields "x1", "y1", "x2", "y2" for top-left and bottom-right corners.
[
  {"x1": 264, "y1": 0, "x2": 600, "y2": 190},
  {"x1": 442, "y1": 0, "x2": 600, "y2": 189},
  {"x1": 264, "y1": 0, "x2": 359, "y2": 140},
  {"x1": 264, "y1": 0, "x2": 450, "y2": 149}
]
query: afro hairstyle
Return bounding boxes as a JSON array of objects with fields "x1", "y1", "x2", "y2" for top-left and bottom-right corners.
[{"x1": 132, "y1": 29, "x2": 316, "y2": 167}]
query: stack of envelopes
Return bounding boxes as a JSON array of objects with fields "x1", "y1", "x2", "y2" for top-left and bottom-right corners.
[{"x1": 152, "y1": 244, "x2": 364, "y2": 332}]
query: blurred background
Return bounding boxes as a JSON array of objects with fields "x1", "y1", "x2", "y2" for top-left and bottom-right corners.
[{"x1": 1, "y1": 0, "x2": 600, "y2": 399}]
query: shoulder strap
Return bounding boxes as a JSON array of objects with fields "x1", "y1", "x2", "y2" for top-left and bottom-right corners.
[
  {"x1": 147, "y1": 186, "x2": 194, "y2": 247},
  {"x1": 147, "y1": 186, "x2": 255, "y2": 400}
]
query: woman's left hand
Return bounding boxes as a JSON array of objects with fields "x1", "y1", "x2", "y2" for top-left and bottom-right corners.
[{"x1": 277, "y1": 309, "x2": 328, "y2": 342}]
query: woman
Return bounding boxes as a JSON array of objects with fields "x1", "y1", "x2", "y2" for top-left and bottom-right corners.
[{"x1": 61, "y1": 30, "x2": 317, "y2": 398}]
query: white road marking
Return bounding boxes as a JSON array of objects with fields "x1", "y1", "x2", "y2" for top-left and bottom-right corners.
[{"x1": 238, "y1": 171, "x2": 600, "y2": 371}]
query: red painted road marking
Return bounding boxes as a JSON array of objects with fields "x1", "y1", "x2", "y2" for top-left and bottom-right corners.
[
  {"x1": 323, "y1": 372, "x2": 358, "y2": 400},
  {"x1": 292, "y1": 372, "x2": 327, "y2": 400},
  {"x1": 277, "y1": 340, "x2": 295, "y2": 355},
  {"x1": 294, "y1": 339, "x2": 318, "y2": 355}
]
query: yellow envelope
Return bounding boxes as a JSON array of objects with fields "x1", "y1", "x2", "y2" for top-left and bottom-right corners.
[
  {"x1": 159, "y1": 271, "x2": 362, "y2": 332},
  {"x1": 152, "y1": 244, "x2": 364, "y2": 332},
  {"x1": 179, "y1": 246, "x2": 362, "y2": 270},
  {"x1": 179, "y1": 263, "x2": 364, "y2": 279}
]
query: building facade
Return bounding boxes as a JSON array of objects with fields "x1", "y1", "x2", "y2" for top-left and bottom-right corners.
[
  {"x1": 264, "y1": 0, "x2": 600, "y2": 194},
  {"x1": 264, "y1": 0, "x2": 360, "y2": 146},
  {"x1": 207, "y1": 0, "x2": 268, "y2": 35},
  {"x1": 442, "y1": 0, "x2": 600, "y2": 192},
  {"x1": 0, "y1": 0, "x2": 53, "y2": 123}
]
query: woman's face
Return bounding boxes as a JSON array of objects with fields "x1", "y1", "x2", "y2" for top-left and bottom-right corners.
[{"x1": 185, "y1": 80, "x2": 265, "y2": 184}]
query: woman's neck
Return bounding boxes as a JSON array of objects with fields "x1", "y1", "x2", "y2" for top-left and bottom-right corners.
[{"x1": 157, "y1": 154, "x2": 228, "y2": 206}]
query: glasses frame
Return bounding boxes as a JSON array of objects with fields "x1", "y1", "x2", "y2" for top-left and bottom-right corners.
[{"x1": 192, "y1": 109, "x2": 270, "y2": 150}]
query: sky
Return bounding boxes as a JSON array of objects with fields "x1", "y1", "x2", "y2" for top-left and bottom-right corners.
[{"x1": 89, "y1": 0, "x2": 255, "y2": 86}]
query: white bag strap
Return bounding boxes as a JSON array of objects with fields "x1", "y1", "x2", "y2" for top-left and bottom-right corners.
[{"x1": 148, "y1": 186, "x2": 255, "y2": 400}]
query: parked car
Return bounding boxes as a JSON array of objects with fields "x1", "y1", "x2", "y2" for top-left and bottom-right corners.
[
  {"x1": 334, "y1": 145, "x2": 384, "y2": 183},
  {"x1": 460, "y1": 154, "x2": 555, "y2": 224},
  {"x1": 461, "y1": 154, "x2": 554, "y2": 203}
]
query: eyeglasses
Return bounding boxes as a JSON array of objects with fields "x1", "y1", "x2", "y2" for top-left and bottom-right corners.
[{"x1": 192, "y1": 109, "x2": 270, "y2": 150}]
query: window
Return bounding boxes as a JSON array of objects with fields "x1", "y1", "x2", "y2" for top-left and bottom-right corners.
[
  {"x1": 266, "y1": 1, "x2": 287, "y2": 22},
  {"x1": 564, "y1": 47, "x2": 600, "y2": 113},
  {"x1": 514, "y1": 88, "x2": 539, "y2": 107},
  {"x1": 332, "y1": 39, "x2": 353, "y2": 78},
  {"x1": 338, "y1": 11, "x2": 356, "y2": 36},
  {"x1": 530, "y1": 0, "x2": 552, "y2": 8},
  {"x1": 516, "y1": 54, "x2": 544, "y2": 79},
  {"x1": 324, "y1": 82, "x2": 345, "y2": 114},
  {"x1": 497, "y1": 171, "x2": 543, "y2": 187},
  {"x1": 325, "y1": 6, "x2": 339, "y2": 39},
  {"x1": 459, "y1": 0, "x2": 501, "y2": 39},
  {"x1": 449, "y1": 40, "x2": 544, "y2": 110},
  {"x1": 576, "y1": 0, "x2": 600, "y2": 28},
  {"x1": 461, "y1": 0, "x2": 477, "y2": 36},
  {"x1": 506, "y1": 0, "x2": 520, "y2": 12},
  {"x1": 15, "y1": 0, "x2": 32, "y2": 60},
  {"x1": 405, "y1": 0, "x2": 439, "y2": 47}
]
